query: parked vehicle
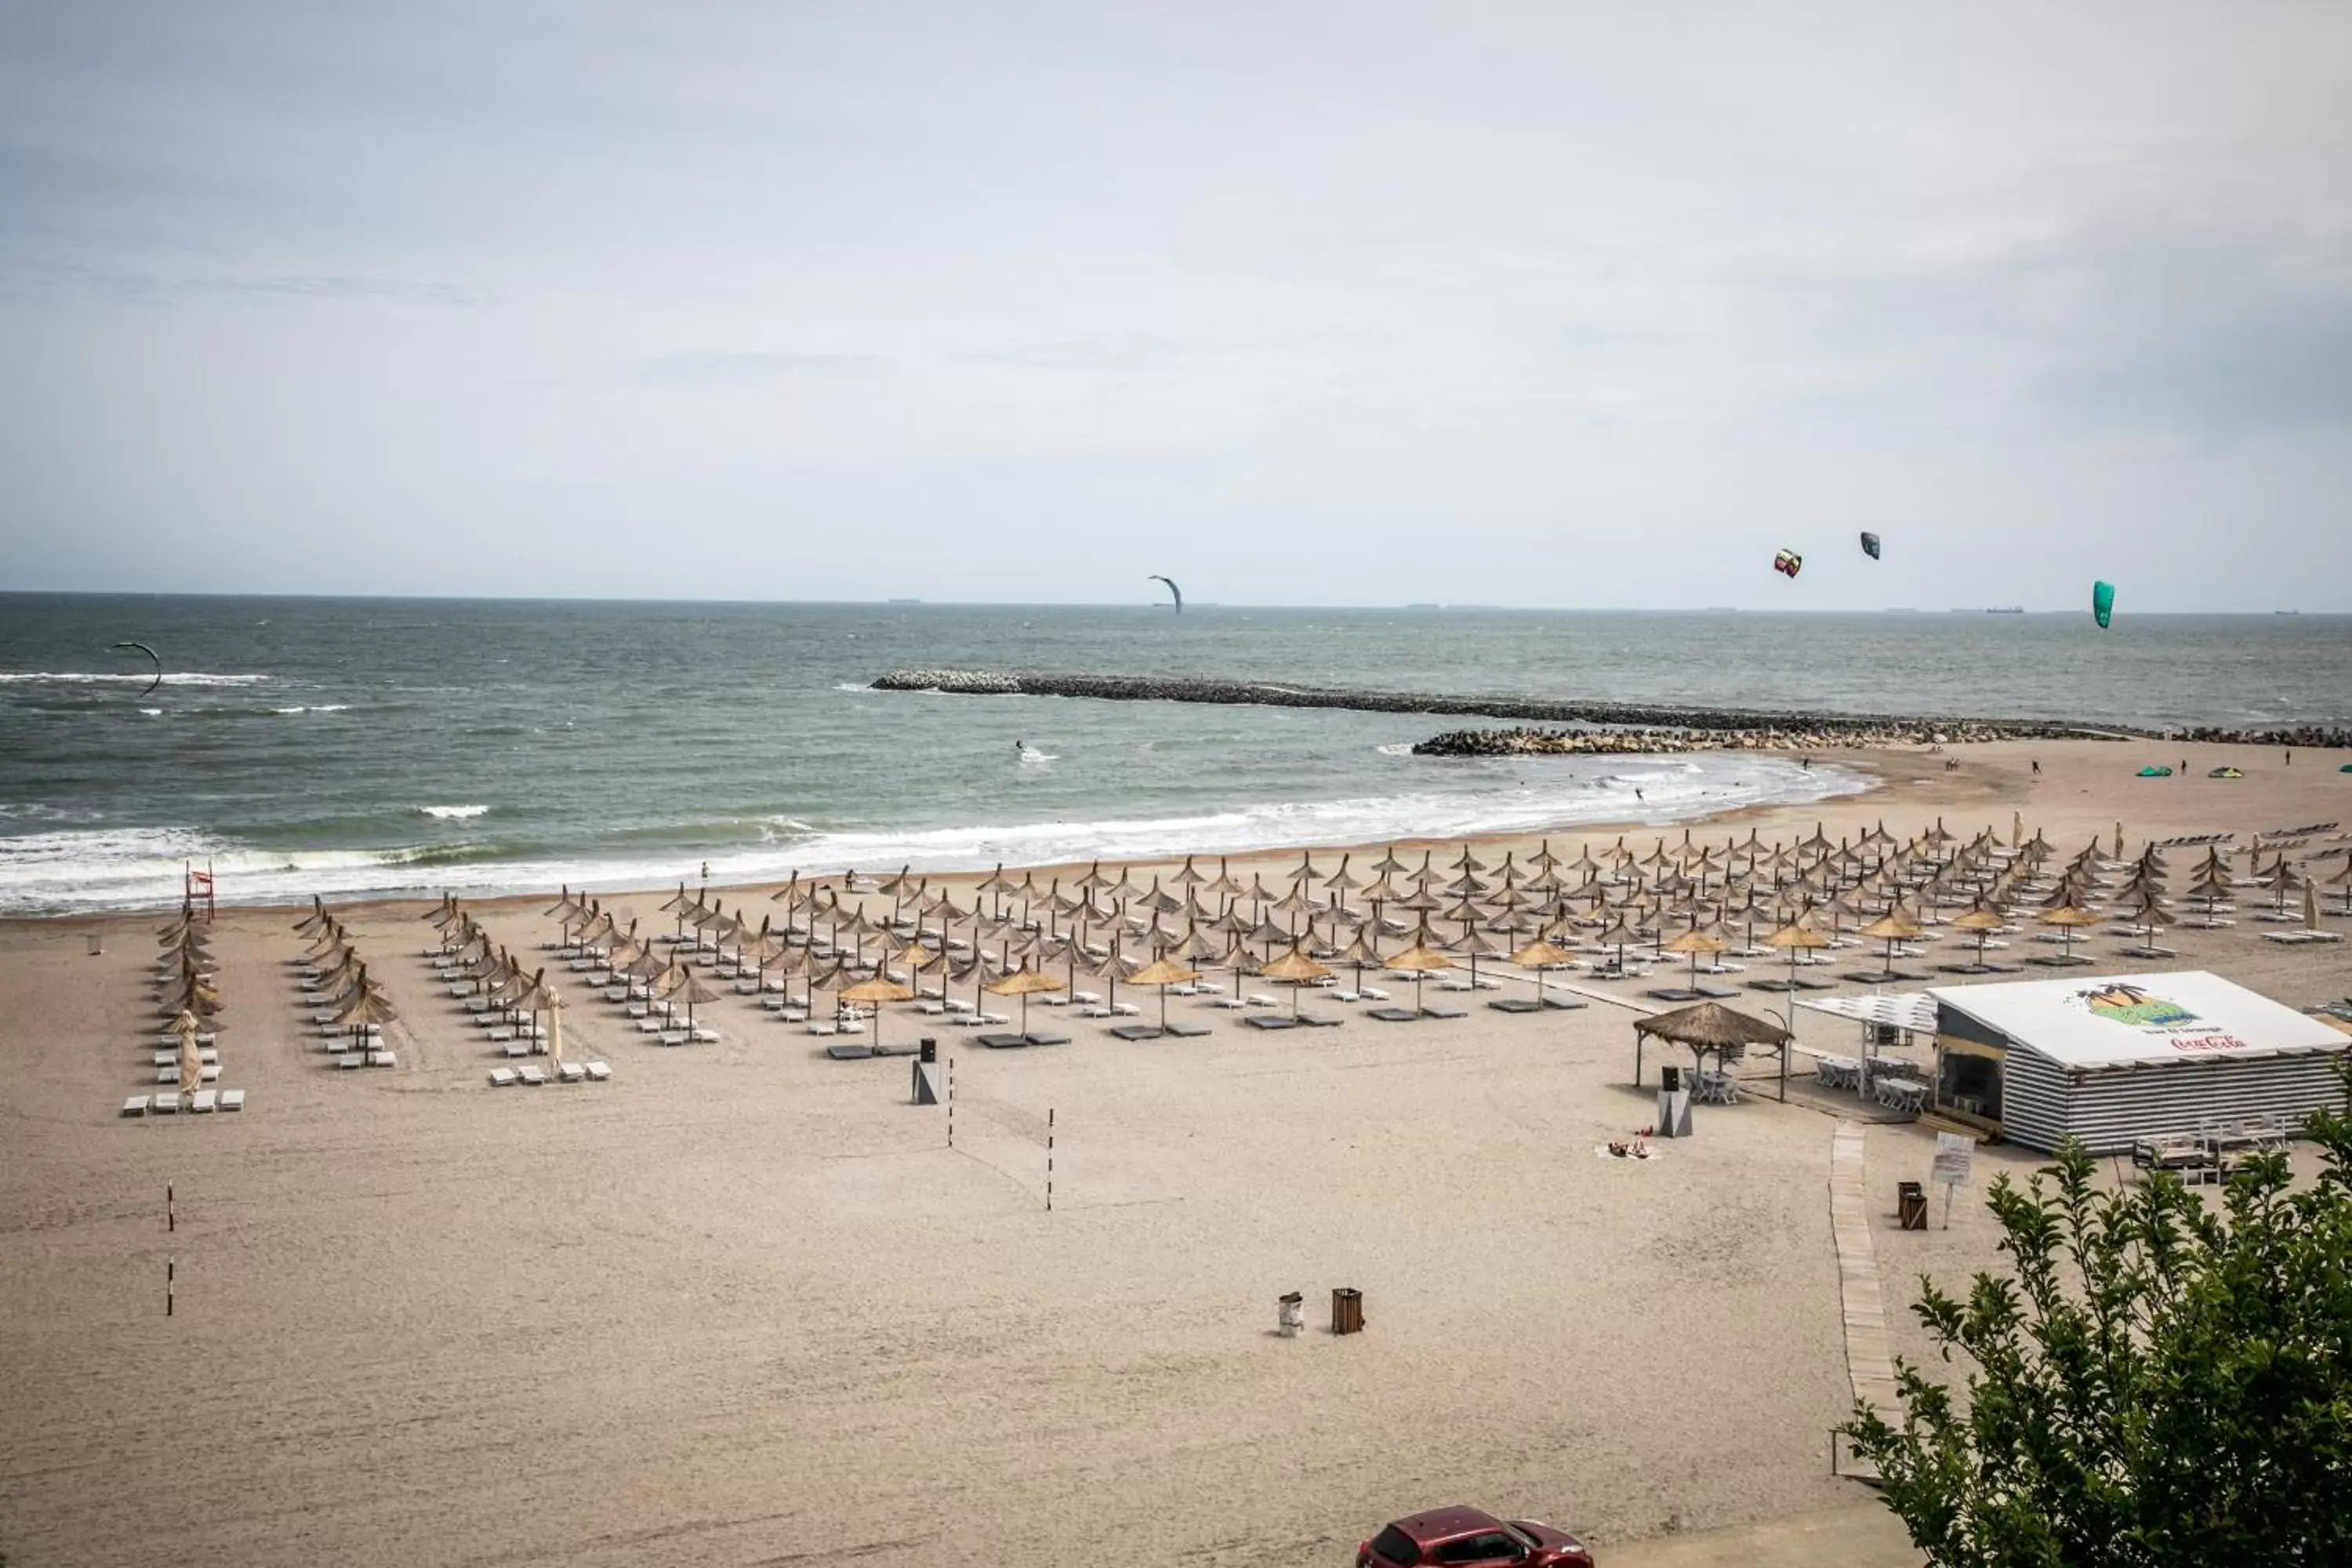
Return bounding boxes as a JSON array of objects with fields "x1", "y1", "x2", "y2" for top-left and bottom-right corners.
[{"x1": 1356, "y1": 1506, "x2": 1593, "y2": 1566}]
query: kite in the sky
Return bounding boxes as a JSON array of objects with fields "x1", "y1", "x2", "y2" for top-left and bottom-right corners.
[
  {"x1": 2092, "y1": 580, "x2": 2115, "y2": 630},
  {"x1": 1148, "y1": 574, "x2": 1183, "y2": 613},
  {"x1": 111, "y1": 641, "x2": 162, "y2": 696},
  {"x1": 1859, "y1": 532, "x2": 1882, "y2": 561},
  {"x1": 1773, "y1": 550, "x2": 1803, "y2": 580}
]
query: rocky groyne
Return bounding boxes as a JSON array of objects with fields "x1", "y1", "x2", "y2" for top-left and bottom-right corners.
[
  {"x1": 872, "y1": 669, "x2": 2352, "y2": 750},
  {"x1": 1412, "y1": 724, "x2": 2016, "y2": 757},
  {"x1": 873, "y1": 669, "x2": 2138, "y2": 742}
]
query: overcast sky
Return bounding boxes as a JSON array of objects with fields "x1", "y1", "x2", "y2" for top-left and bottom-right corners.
[{"x1": 2, "y1": 2, "x2": 2348, "y2": 609}]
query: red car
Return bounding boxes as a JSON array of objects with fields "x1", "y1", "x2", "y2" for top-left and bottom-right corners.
[{"x1": 1357, "y1": 1506, "x2": 1593, "y2": 1566}]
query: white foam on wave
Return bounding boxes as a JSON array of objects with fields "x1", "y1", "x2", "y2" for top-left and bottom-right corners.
[
  {"x1": 417, "y1": 804, "x2": 489, "y2": 819},
  {"x1": 0, "y1": 671, "x2": 269, "y2": 687},
  {"x1": 833, "y1": 681, "x2": 873, "y2": 693},
  {"x1": 0, "y1": 826, "x2": 457, "y2": 915},
  {"x1": 1375, "y1": 741, "x2": 1416, "y2": 757},
  {"x1": 0, "y1": 753, "x2": 1870, "y2": 916}
]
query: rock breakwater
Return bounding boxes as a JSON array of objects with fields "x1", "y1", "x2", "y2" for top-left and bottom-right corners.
[
  {"x1": 870, "y1": 669, "x2": 2352, "y2": 750},
  {"x1": 871, "y1": 669, "x2": 2132, "y2": 741}
]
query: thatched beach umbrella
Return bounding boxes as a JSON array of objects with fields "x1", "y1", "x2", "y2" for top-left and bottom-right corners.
[
  {"x1": 2036, "y1": 904, "x2": 2101, "y2": 962},
  {"x1": 840, "y1": 973, "x2": 914, "y2": 1052},
  {"x1": 1947, "y1": 902, "x2": 2005, "y2": 969},
  {"x1": 984, "y1": 965, "x2": 1064, "y2": 1036},
  {"x1": 1259, "y1": 943, "x2": 1332, "y2": 1019},
  {"x1": 1126, "y1": 955, "x2": 1200, "y2": 1033},
  {"x1": 1855, "y1": 905, "x2": 1924, "y2": 975},
  {"x1": 1659, "y1": 920, "x2": 1726, "y2": 991},
  {"x1": 1508, "y1": 937, "x2": 1573, "y2": 1005},
  {"x1": 1633, "y1": 999, "x2": 1793, "y2": 1100},
  {"x1": 1382, "y1": 942, "x2": 1454, "y2": 1015}
]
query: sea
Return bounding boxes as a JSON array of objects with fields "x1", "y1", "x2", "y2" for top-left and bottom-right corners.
[{"x1": 4, "y1": 595, "x2": 2347, "y2": 917}]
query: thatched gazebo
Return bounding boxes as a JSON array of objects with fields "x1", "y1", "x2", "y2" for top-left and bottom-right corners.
[{"x1": 1633, "y1": 1000, "x2": 1795, "y2": 1102}]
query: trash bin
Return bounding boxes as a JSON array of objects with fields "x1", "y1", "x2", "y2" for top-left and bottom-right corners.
[
  {"x1": 918, "y1": 1037, "x2": 937, "y2": 1064},
  {"x1": 1277, "y1": 1291, "x2": 1304, "y2": 1338},
  {"x1": 1897, "y1": 1180, "x2": 1928, "y2": 1230},
  {"x1": 1330, "y1": 1287, "x2": 1364, "y2": 1335}
]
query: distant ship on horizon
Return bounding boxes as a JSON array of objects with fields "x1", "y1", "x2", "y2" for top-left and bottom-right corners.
[{"x1": 1984, "y1": 605, "x2": 2024, "y2": 614}]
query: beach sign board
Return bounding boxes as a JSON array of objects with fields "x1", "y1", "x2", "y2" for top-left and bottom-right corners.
[{"x1": 1931, "y1": 1132, "x2": 1972, "y2": 1187}]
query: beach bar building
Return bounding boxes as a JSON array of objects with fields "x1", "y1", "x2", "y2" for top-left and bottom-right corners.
[{"x1": 1925, "y1": 971, "x2": 2352, "y2": 1152}]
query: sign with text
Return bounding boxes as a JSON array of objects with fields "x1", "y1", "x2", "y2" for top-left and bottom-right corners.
[{"x1": 1931, "y1": 1131, "x2": 1973, "y2": 1186}]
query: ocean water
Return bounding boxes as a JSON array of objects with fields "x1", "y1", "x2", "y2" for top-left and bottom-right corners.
[{"x1": 3, "y1": 595, "x2": 2347, "y2": 916}]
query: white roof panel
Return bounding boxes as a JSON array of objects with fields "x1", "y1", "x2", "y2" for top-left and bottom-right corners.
[
  {"x1": 1798, "y1": 993, "x2": 1940, "y2": 1035},
  {"x1": 1928, "y1": 971, "x2": 2347, "y2": 1071}
]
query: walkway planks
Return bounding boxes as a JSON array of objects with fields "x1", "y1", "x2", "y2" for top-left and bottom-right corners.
[{"x1": 1829, "y1": 1122, "x2": 1902, "y2": 1479}]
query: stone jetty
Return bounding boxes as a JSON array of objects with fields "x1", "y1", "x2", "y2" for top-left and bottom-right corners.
[
  {"x1": 871, "y1": 669, "x2": 2352, "y2": 750},
  {"x1": 876, "y1": 670, "x2": 2125, "y2": 741}
]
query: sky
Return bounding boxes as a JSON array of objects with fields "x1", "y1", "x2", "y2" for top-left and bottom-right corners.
[{"x1": 2, "y1": 1, "x2": 2349, "y2": 610}]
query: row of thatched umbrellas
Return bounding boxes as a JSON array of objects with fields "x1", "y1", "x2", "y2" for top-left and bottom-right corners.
[
  {"x1": 391, "y1": 814, "x2": 2343, "y2": 1069},
  {"x1": 154, "y1": 903, "x2": 218, "y2": 1094},
  {"x1": 290, "y1": 897, "x2": 401, "y2": 1052}
]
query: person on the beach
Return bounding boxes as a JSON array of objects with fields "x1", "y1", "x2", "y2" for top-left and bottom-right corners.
[
  {"x1": 1635, "y1": 787, "x2": 1645, "y2": 803},
  {"x1": 2031, "y1": 759, "x2": 2041, "y2": 775}
]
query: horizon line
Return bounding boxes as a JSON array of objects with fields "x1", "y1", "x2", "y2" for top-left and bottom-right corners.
[{"x1": 0, "y1": 589, "x2": 2340, "y2": 616}]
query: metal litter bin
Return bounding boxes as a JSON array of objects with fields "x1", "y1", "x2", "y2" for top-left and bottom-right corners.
[
  {"x1": 1330, "y1": 1287, "x2": 1364, "y2": 1335},
  {"x1": 1277, "y1": 1291, "x2": 1304, "y2": 1337}
]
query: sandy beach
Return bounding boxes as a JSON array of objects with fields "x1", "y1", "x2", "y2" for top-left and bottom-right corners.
[{"x1": 4, "y1": 737, "x2": 2348, "y2": 1567}]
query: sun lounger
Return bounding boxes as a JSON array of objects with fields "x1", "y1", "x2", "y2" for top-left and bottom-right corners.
[
  {"x1": 1163, "y1": 1021, "x2": 1211, "y2": 1037},
  {"x1": 191, "y1": 1089, "x2": 218, "y2": 1112},
  {"x1": 826, "y1": 1042, "x2": 877, "y2": 1060},
  {"x1": 873, "y1": 1039, "x2": 921, "y2": 1057},
  {"x1": 978, "y1": 1033, "x2": 1031, "y2": 1049},
  {"x1": 1420, "y1": 1005, "x2": 1468, "y2": 1020},
  {"x1": 657, "y1": 1030, "x2": 688, "y2": 1047},
  {"x1": 150, "y1": 1092, "x2": 180, "y2": 1114},
  {"x1": 556, "y1": 1062, "x2": 586, "y2": 1083},
  {"x1": 1646, "y1": 987, "x2": 1706, "y2": 1003},
  {"x1": 1106, "y1": 1023, "x2": 1166, "y2": 1041},
  {"x1": 337, "y1": 1053, "x2": 365, "y2": 1070},
  {"x1": 807, "y1": 1020, "x2": 837, "y2": 1036},
  {"x1": 779, "y1": 1009, "x2": 808, "y2": 1024},
  {"x1": 123, "y1": 1096, "x2": 149, "y2": 1116},
  {"x1": 1487, "y1": 997, "x2": 1544, "y2": 1014},
  {"x1": 583, "y1": 1061, "x2": 611, "y2": 1081},
  {"x1": 219, "y1": 1088, "x2": 244, "y2": 1111},
  {"x1": 1071, "y1": 989, "x2": 1102, "y2": 1004},
  {"x1": 1359, "y1": 986, "x2": 1391, "y2": 1002},
  {"x1": 1109, "y1": 1001, "x2": 1142, "y2": 1017},
  {"x1": 1244, "y1": 1014, "x2": 1300, "y2": 1030},
  {"x1": 517, "y1": 1065, "x2": 548, "y2": 1086},
  {"x1": 1078, "y1": 1004, "x2": 1113, "y2": 1018},
  {"x1": 1366, "y1": 1007, "x2": 1421, "y2": 1023},
  {"x1": 1213, "y1": 996, "x2": 1249, "y2": 1009}
]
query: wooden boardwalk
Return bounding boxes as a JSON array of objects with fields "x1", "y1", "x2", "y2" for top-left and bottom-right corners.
[{"x1": 1830, "y1": 1122, "x2": 1902, "y2": 1478}]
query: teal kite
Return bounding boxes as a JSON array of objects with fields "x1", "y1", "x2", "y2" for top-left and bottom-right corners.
[
  {"x1": 2092, "y1": 580, "x2": 2115, "y2": 630},
  {"x1": 1859, "y1": 532, "x2": 1881, "y2": 561}
]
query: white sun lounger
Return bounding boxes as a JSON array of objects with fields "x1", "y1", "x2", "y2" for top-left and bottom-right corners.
[
  {"x1": 365, "y1": 1050, "x2": 396, "y2": 1069},
  {"x1": 557, "y1": 1062, "x2": 586, "y2": 1083},
  {"x1": 123, "y1": 1095, "x2": 149, "y2": 1116},
  {"x1": 488, "y1": 1068, "x2": 517, "y2": 1087},
  {"x1": 517, "y1": 1065, "x2": 548, "y2": 1086},
  {"x1": 583, "y1": 1061, "x2": 612, "y2": 1081},
  {"x1": 808, "y1": 1020, "x2": 837, "y2": 1035},
  {"x1": 191, "y1": 1089, "x2": 218, "y2": 1112},
  {"x1": 504, "y1": 1041, "x2": 530, "y2": 1058},
  {"x1": 1360, "y1": 987, "x2": 1392, "y2": 1001},
  {"x1": 657, "y1": 1030, "x2": 688, "y2": 1047},
  {"x1": 690, "y1": 1025, "x2": 720, "y2": 1043},
  {"x1": 219, "y1": 1089, "x2": 244, "y2": 1112},
  {"x1": 1110, "y1": 1001, "x2": 1142, "y2": 1017},
  {"x1": 1214, "y1": 996, "x2": 1249, "y2": 1009},
  {"x1": 1078, "y1": 1004, "x2": 1113, "y2": 1018},
  {"x1": 150, "y1": 1092, "x2": 180, "y2": 1114}
]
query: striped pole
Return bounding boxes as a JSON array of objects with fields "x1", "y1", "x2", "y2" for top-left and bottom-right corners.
[
  {"x1": 167, "y1": 1182, "x2": 175, "y2": 1233},
  {"x1": 166, "y1": 1256, "x2": 175, "y2": 1316},
  {"x1": 946, "y1": 1058, "x2": 954, "y2": 1149},
  {"x1": 1047, "y1": 1107, "x2": 1055, "y2": 1212}
]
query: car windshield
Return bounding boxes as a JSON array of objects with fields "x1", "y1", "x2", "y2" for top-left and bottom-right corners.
[{"x1": 1369, "y1": 1525, "x2": 1422, "y2": 1564}]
